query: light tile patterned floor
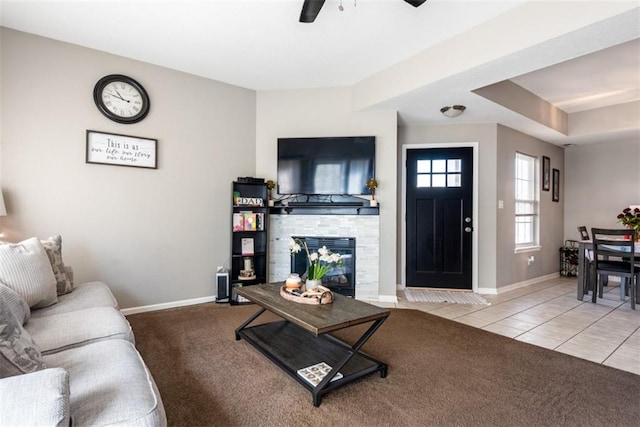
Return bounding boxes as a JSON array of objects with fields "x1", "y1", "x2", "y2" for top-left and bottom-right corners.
[{"x1": 368, "y1": 277, "x2": 640, "y2": 376}]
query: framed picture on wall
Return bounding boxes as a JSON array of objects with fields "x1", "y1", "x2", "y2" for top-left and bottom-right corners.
[
  {"x1": 86, "y1": 130, "x2": 157, "y2": 169},
  {"x1": 552, "y1": 168, "x2": 560, "y2": 202},
  {"x1": 542, "y1": 156, "x2": 550, "y2": 191}
]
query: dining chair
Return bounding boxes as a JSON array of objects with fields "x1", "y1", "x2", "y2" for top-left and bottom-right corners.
[
  {"x1": 577, "y1": 225, "x2": 606, "y2": 296},
  {"x1": 590, "y1": 228, "x2": 639, "y2": 310}
]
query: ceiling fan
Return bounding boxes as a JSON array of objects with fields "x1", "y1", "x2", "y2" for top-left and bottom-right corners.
[{"x1": 300, "y1": 0, "x2": 428, "y2": 23}]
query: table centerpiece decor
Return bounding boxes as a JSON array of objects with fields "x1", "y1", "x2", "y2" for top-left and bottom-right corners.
[{"x1": 288, "y1": 237, "x2": 342, "y2": 290}]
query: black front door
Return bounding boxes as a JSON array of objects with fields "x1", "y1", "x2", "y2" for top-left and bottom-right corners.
[{"x1": 406, "y1": 147, "x2": 473, "y2": 289}]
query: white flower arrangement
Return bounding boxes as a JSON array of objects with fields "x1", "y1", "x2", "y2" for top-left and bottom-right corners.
[{"x1": 289, "y1": 238, "x2": 342, "y2": 280}]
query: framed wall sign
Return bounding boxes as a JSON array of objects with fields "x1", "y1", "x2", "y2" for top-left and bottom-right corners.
[
  {"x1": 552, "y1": 168, "x2": 560, "y2": 202},
  {"x1": 542, "y1": 156, "x2": 550, "y2": 191},
  {"x1": 86, "y1": 130, "x2": 157, "y2": 169}
]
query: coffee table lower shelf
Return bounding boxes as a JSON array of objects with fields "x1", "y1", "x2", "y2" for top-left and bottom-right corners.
[{"x1": 236, "y1": 320, "x2": 387, "y2": 406}]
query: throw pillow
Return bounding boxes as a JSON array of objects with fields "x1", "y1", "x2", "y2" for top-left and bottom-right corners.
[
  {"x1": 0, "y1": 282, "x2": 30, "y2": 325},
  {"x1": 0, "y1": 292, "x2": 46, "y2": 378},
  {"x1": 41, "y1": 235, "x2": 74, "y2": 295},
  {"x1": 0, "y1": 237, "x2": 58, "y2": 308}
]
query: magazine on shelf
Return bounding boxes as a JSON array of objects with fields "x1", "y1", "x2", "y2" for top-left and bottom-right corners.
[
  {"x1": 296, "y1": 362, "x2": 343, "y2": 387},
  {"x1": 241, "y1": 238, "x2": 254, "y2": 255},
  {"x1": 244, "y1": 213, "x2": 257, "y2": 231},
  {"x1": 232, "y1": 213, "x2": 244, "y2": 231},
  {"x1": 256, "y1": 212, "x2": 264, "y2": 231}
]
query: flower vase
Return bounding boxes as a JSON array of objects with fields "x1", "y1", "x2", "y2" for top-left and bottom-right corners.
[{"x1": 306, "y1": 279, "x2": 322, "y2": 290}]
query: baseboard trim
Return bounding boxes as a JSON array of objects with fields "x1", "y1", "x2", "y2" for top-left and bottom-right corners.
[
  {"x1": 478, "y1": 272, "x2": 561, "y2": 295},
  {"x1": 121, "y1": 295, "x2": 217, "y2": 316},
  {"x1": 378, "y1": 294, "x2": 399, "y2": 304}
]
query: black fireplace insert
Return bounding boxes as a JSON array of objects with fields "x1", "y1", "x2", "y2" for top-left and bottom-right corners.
[{"x1": 291, "y1": 236, "x2": 356, "y2": 297}]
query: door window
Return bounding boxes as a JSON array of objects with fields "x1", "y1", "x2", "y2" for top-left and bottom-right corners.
[{"x1": 416, "y1": 159, "x2": 462, "y2": 188}]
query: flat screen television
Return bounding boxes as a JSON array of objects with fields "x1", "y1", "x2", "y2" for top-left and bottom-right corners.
[{"x1": 277, "y1": 136, "x2": 375, "y2": 195}]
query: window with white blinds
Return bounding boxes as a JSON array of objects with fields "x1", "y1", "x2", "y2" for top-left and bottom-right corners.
[{"x1": 515, "y1": 152, "x2": 539, "y2": 249}]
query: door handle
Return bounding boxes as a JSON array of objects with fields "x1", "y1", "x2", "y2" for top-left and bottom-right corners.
[{"x1": 465, "y1": 227, "x2": 473, "y2": 233}]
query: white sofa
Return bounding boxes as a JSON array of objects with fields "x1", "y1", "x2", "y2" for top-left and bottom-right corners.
[{"x1": 0, "y1": 237, "x2": 166, "y2": 426}]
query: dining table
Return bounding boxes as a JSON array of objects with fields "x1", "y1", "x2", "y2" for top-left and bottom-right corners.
[{"x1": 577, "y1": 240, "x2": 640, "y2": 301}]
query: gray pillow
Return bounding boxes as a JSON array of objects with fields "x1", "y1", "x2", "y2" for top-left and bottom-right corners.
[
  {"x1": 41, "y1": 235, "x2": 74, "y2": 296},
  {"x1": 0, "y1": 282, "x2": 30, "y2": 325},
  {"x1": 0, "y1": 291, "x2": 46, "y2": 378},
  {"x1": 0, "y1": 237, "x2": 58, "y2": 308}
]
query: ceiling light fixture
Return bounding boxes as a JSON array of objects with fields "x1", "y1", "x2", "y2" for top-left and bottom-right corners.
[{"x1": 440, "y1": 105, "x2": 466, "y2": 118}]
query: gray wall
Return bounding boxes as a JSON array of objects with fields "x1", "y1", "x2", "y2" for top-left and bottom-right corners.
[
  {"x1": 1, "y1": 28, "x2": 257, "y2": 308},
  {"x1": 564, "y1": 139, "x2": 640, "y2": 240},
  {"x1": 496, "y1": 125, "x2": 564, "y2": 288}
]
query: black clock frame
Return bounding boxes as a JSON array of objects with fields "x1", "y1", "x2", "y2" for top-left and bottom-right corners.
[{"x1": 93, "y1": 74, "x2": 150, "y2": 124}]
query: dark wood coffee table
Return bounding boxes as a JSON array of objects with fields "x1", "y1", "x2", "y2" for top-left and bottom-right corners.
[{"x1": 234, "y1": 283, "x2": 390, "y2": 406}]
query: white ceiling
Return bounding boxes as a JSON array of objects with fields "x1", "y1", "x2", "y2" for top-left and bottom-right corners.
[{"x1": 1, "y1": 0, "x2": 639, "y2": 146}]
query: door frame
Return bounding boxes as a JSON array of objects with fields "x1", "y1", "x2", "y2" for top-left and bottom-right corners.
[{"x1": 400, "y1": 142, "x2": 479, "y2": 292}]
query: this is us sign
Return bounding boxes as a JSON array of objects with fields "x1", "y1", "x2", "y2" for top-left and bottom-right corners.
[{"x1": 86, "y1": 130, "x2": 157, "y2": 169}]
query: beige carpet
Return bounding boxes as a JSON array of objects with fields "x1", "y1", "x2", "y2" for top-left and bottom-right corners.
[{"x1": 127, "y1": 303, "x2": 639, "y2": 426}]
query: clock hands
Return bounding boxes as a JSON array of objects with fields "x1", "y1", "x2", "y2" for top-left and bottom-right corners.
[
  {"x1": 105, "y1": 89, "x2": 131, "y2": 103},
  {"x1": 114, "y1": 89, "x2": 131, "y2": 103}
]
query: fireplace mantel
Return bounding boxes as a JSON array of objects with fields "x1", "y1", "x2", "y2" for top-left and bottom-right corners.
[{"x1": 269, "y1": 205, "x2": 379, "y2": 216}]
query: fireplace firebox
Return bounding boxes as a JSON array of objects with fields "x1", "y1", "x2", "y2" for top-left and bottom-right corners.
[{"x1": 291, "y1": 236, "x2": 356, "y2": 297}]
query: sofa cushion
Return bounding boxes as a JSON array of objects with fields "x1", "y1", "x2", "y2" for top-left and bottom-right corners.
[
  {"x1": 26, "y1": 307, "x2": 134, "y2": 354},
  {"x1": 41, "y1": 235, "x2": 74, "y2": 296},
  {"x1": 0, "y1": 281, "x2": 30, "y2": 325},
  {"x1": 31, "y1": 281, "x2": 119, "y2": 318},
  {"x1": 0, "y1": 291, "x2": 46, "y2": 378},
  {"x1": 43, "y1": 339, "x2": 166, "y2": 426},
  {"x1": 0, "y1": 367, "x2": 70, "y2": 427},
  {"x1": 0, "y1": 237, "x2": 57, "y2": 308}
]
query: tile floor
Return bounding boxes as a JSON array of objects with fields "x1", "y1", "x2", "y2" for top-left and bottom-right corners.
[{"x1": 368, "y1": 276, "x2": 640, "y2": 376}]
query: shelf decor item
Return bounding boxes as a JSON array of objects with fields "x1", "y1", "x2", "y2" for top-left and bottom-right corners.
[
  {"x1": 266, "y1": 180, "x2": 276, "y2": 206},
  {"x1": 616, "y1": 206, "x2": 640, "y2": 241},
  {"x1": 288, "y1": 237, "x2": 341, "y2": 290},
  {"x1": 366, "y1": 178, "x2": 378, "y2": 207}
]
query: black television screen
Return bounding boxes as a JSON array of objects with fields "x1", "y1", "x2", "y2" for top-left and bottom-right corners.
[{"x1": 277, "y1": 136, "x2": 375, "y2": 195}]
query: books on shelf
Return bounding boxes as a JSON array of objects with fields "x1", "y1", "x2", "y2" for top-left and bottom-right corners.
[
  {"x1": 296, "y1": 362, "x2": 343, "y2": 387},
  {"x1": 233, "y1": 212, "x2": 264, "y2": 231}
]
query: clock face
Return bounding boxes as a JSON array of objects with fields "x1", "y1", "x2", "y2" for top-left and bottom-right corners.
[{"x1": 93, "y1": 75, "x2": 150, "y2": 124}]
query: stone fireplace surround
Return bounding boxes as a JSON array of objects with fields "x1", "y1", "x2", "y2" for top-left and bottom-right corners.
[{"x1": 268, "y1": 212, "x2": 380, "y2": 300}]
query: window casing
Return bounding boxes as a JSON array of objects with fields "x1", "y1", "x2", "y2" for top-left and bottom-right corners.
[{"x1": 515, "y1": 152, "x2": 539, "y2": 251}]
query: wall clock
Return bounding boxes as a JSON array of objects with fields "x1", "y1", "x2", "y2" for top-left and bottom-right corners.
[{"x1": 93, "y1": 74, "x2": 150, "y2": 124}]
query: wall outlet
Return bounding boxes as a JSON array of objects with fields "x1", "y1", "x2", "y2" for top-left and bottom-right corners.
[{"x1": 527, "y1": 256, "x2": 535, "y2": 266}]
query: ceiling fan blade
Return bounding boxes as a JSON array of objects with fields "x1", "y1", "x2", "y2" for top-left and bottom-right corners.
[
  {"x1": 300, "y1": 0, "x2": 326, "y2": 23},
  {"x1": 404, "y1": 0, "x2": 428, "y2": 7}
]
